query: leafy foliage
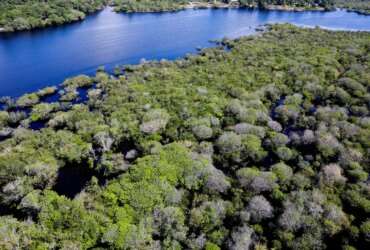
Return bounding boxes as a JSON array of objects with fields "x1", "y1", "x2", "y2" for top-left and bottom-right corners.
[{"x1": 0, "y1": 0, "x2": 107, "y2": 32}]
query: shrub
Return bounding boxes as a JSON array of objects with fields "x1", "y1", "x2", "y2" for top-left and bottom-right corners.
[
  {"x1": 16, "y1": 93, "x2": 39, "y2": 107},
  {"x1": 320, "y1": 163, "x2": 346, "y2": 185},
  {"x1": 325, "y1": 204, "x2": 348, "y2": 231},
  {"x1": 192, "y1": 125, "x2": 213, "y2": 140},
  {"x1": 275, "y1": 146, "x2": 293, "y2": 161},
  {"x1": 316, "y1": 106, "x2": 348, "y2": 123},
  {"x1": 48, "y1": 112, "x2": 69, "y2": 128},
  {"x1": 238, "y1": 108, "x2": 258, "y2": 124},
  {"x1": 237, "y1": 168, "x2": 277, "y2": 193},
  {"x1": 288, "y1": 131, "x2": 301, "y2": 145},
  {"x1": 241, "y1": 134, "x2": 267, "y2": 161},
  {"x1": 197, "y1": 141, "x2": 214, "y2": 158},
  {"x1": 30, "y1": 103, "x2": 58, "y2": 121},
  {"x1": 270, "y1": 133, "x2": 290, "y2": 147},
  {"x1": 62, "y1": 75, "x2": 94, "y2": 88},
  {"x1": 271, "y1": 162, "x2": 293, "y2": 184},
  {"x1": 285, "y1": 94, "x2": 303, "y2": 106},
  {"x1": 247, "y1": 195, "x2": 274, "y2": 222},
  {"x1": 274, "y1": 105, "x2": 300, "y2": 124},
  {"x1": 0, "y1": 111, "x2": 9, "y2": 128},
  {"x1": 227, "y1": 225, "x2": 254, "y2": 250},
  {"x1": 226, "y1": 99, "x2": 243, "y2": 116},
  {"x1": 267, "y1": 120, "x2": 283, "y2": 132},
  {"x1": 361, "y1": 220, "x2": 370, "y2": 241},
  {"x1": 302, "y1": 129, "x2": 315, "y2": 145},
  {"x1": 0, "y1": 127, "x2": 13, "y2": 138},
  {"x1": 1, "y1": 178, "x2": 28, "y2": 204},
  {"x1": 19, "y1": 190, "x2": 41, "y2": 215},
  {"x1": 234, "y1": 123, "x2": 266, "y2": 138},
  {"x1": 94, "y1": 131, "x2": 114, "y2": 152},
  {"x1": 8, "y1": 111, "x2": 27, "y2": 125},
  {"x1": 204, "y1": 166, "x2": 231, "y2": 194},
  {"x1": 190, "y1": 200, "x2": 229, "y2": 232},
  {"x1": 338, "y1": 77, "x2": 366, "y2": 97},
  {"x1": 37, "y1": 86, "x2": 57, "y2": 97},
  {"x1": 216, "y1": 132, "x2": 242, "y2": 155},
  {"x1": 205, "y1": 242, "x2": 221, "y2": 250},
  {"x1": 59, "y1": 89, "x2": 78, "y2": 101},
  {"x1": 125, "y1": 149, "x2": 138, "y2": 160},
  {"x1": 97, "y1": 153, "x2": 129, "y2": 176},
  {"x1": 347, "y1": 168, "x2": 368, "y2": 182},
  {"x1": 140, "y1": 109, "x2": 170, "y2": 134},
  {"x1": 226, "y1": 100, "x2": 258, "y2": 123},
  {"x1": 152, "y1": 206, "x2": 187, "y2": 243},
  {"x1": 317, "y1": 132, "x2": 342, "y2": 157}
]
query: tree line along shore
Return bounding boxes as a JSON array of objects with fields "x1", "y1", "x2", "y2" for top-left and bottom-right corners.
[{"x1": 0, "y1": 0, "x2": 369, "y2": 32}]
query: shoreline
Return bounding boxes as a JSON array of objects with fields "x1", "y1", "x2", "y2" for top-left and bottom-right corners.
[
  {"x1": 2, "y1": 4, "x2": 366, "y2": 33},
  {"x1": 2, "y1": 23, "x2": 369, "y2": 100},
  {"x1": 0, "y1": 17, "x2": 86, "y2": 34},
  {"x1": 1, "y1": 23, "x2": 269, "y2": 100},
  {"x1": 0, "y1": 6, "x2": 105, "y2": 34},
  {"x1": 114, "y1": 3, "x2": 328, "y2": 14},
  {"x1": 262, "y1": 4, "x2": 326, "y2": 12}
]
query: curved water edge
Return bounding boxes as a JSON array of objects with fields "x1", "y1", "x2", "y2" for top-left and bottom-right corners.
[{"x1": 0, "y1": 7, "x2": 370, "y2": 98}]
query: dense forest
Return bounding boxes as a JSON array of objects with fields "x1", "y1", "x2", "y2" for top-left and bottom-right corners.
[
  {"x1": 112, "y1": 0, "x2": 335, "y2": 13},
  {"x1": 113, "y1": 0, "x2": 188, "y2": 12},
  {"x1": 0, "y1": 0, "x2": 107, "y2": 32},
  {"x1": 0, "y1": 24, "x2": 369, "y2": 249}
]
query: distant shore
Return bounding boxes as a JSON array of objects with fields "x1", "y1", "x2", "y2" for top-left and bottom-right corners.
[
  {"x1": 1, "y1": 3, "x2": 367, "y2": 33},
  {"x1": 185, "y1": 2, "x2": 327, "y2": 12},
  {"x1": 263, "y1": 4, "x2": 326, "y2": 12},
  {"x1": 117, "y1": 2, "x2": 328, "y2": 13}
]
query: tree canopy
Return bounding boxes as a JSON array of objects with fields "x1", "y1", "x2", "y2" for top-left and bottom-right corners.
[{"x1": 0, "y1": 0, "x2": 107, "y2": 32}]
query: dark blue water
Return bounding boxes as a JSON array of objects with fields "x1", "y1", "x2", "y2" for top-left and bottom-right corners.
[{"x1": 0, "y1": 7, "x2": 370, "y2": 97}]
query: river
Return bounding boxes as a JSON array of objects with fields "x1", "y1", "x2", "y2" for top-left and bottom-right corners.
[{"x1": 0, "y1": 7, "x2": 370, "y2": 97}]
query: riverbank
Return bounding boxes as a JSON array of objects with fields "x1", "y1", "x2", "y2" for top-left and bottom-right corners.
[
  {"x1": 0, "y1": 0, "x2": 106, "y2": 33},
  {"x1": 0, "y1": 15, "x2": 87, "y2": 33},
  {"x1": 186, "y1": 2, "x2": 327, "y2": 11},
  {"x1": 185, "y1": 1, "x2": 239, "y2": 10},
  {"x1": 263, "y1": 4, "x2": 326, "y2": 12},
  {"x1": 114, "y1": 1, "x2": 328, "y2": 13}
]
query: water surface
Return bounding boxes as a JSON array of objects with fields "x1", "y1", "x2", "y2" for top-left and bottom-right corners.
[{"x1": 0, "y1": 7, "x2": 370, "y2": 97}]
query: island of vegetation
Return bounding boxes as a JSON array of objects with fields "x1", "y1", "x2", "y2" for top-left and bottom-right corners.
[{"x1": 0, "y1": 24, "x2": 369, "y2": 250}]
